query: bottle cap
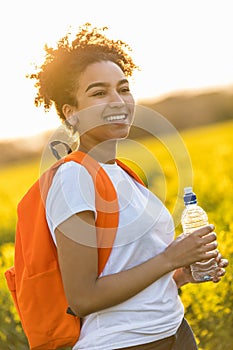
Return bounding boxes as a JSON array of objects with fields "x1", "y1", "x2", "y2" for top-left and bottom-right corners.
[{"x1": 183, "y1": 187, "x2": 197, "y2": 205}]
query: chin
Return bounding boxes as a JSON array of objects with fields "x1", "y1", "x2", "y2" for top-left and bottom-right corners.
[
  {"x1": 112, "y1": 130, "x2": 130, "y2": 140},
  {"x1": 113, "y1": 125, "x2": 131, "y2": 138},
  {"x1": 117, "y1": 133, "x2": 130, "y2": 140}
]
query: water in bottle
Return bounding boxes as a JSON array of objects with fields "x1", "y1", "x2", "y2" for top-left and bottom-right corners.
[{"x1": 181, "y1": 187, "x2": 218, "y2": 281}]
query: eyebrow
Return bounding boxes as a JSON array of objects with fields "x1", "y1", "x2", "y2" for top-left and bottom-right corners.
[{"x1": 85, "y1": 79, "x2": 129, "y2": 92}]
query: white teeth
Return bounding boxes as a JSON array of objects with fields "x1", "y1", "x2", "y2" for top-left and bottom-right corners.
[{"x1": 105, "y1": 115, "x2": 126, "y2": 122}]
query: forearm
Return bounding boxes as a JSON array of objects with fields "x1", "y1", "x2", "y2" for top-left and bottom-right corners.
[{"x1": 71, "y1": 252, "x2": 172, "y2": 317}]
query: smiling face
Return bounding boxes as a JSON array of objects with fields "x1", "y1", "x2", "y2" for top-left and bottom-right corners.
[{"x1": 70, "y1": 60, "x2": 135, "y2": 151}]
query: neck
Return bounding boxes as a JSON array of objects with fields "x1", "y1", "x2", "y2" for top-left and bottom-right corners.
[{"x1": 78, "y1": 139, "x2": 117, "y2": 164}]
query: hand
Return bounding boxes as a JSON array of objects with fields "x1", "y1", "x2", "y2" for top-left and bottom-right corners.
[
  {"x1": 212, "y1": 252, "x2": 229, "y2": 283},
  {"x1": 178, "y1": 252, "x2": 228, "y2": 285},
  {"x1": 164, "y1": 224, "x2": 218, "y2": 270}
]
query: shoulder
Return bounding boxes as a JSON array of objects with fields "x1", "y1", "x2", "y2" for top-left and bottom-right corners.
[
  {"x1": 58, "y1": 160, "x2": 90, "y2": 173},
  {"x1": 55, "y1": 161, "x2": 93, "y2": 182},
  {"x1": 49, "y1": 161, "x2": 95, "y2": 197},
  {"x1": 47, "y1": 161, "x2": 96, "y2": 211}
]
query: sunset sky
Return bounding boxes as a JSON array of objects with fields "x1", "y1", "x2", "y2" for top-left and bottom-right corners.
[{"x1": 1, "y1": 0, "x2": 233, "y2": 140}]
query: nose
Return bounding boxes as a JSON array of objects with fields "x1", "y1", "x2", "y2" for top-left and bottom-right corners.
[{"x1": 108, "y1": 90, "x2": 125, "y2": 107}]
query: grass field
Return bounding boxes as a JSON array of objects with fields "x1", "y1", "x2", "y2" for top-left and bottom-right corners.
[{"x1": 0, "y1": 120, "x2": 232, "y2": 349}]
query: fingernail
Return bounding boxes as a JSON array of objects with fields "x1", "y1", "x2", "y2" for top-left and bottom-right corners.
[{"x1": 209, "y1": 224, "x2": 215, "y2": 230}]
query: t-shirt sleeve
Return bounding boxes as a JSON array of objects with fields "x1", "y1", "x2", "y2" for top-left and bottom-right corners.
[{"x1": 46, "y1": 161, "x2": 96, "y2": 244}]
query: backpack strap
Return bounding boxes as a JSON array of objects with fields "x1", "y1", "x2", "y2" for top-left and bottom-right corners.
[
  {"x1": 116, "y1": 159, "x2": 146, "y2": 187},
  {"x1": 62, "y1": 151, "x2": 119, "y2": 274}
]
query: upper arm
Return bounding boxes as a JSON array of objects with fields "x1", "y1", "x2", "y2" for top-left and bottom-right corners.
[
  {"x1": 55, "y1": 210, "x2": 98, "y2": 315},
  {"x1": 46, "y1": 162, "x2": 96, "y2": 245}
]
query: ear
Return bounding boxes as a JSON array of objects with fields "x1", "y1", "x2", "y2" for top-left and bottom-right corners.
[
  {"x1": 62, "y1": 104, "x2": 79, "y2": 127},
  {"x1": 62, "y1": 104, "x2": 75, "y2": 119}
]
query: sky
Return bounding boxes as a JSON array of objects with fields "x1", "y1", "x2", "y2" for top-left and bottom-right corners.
[{"x1": 1, "y1": 0, "x2": 233, "y2": 140}]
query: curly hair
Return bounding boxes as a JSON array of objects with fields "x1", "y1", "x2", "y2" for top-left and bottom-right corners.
[{"x1": 28, "y1": 23, "x2": 139, "y2": 122}]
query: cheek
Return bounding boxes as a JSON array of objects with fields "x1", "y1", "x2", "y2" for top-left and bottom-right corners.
[
  {"x1": 127, "y1": 95, "x2": 135, "y2": 110},
  {"x1": 77, "y1": 105, "x2": 106, "y2": 135},
  {"x1": 127, "y1": 99, "x2": 135, "y2": 119}
]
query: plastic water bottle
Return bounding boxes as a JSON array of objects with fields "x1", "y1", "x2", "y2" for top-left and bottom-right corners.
[{"x1": 181, "y1": 187, "x2": 218, "y2": 281}]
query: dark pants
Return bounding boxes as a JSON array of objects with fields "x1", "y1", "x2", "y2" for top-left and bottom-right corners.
[
  {"x1": 172, "y1": 318, "x2": 198, "y2": 350},
  {"x1": 117, "y1": 318, "x2": 198, "y2": 350}
]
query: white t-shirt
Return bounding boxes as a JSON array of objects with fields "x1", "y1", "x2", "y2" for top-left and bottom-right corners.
[{"x1": 46, "y1": 161, "x2": 184, "y2": 350}]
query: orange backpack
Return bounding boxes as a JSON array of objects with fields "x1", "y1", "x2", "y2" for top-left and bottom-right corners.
[{"x1": 4, "y1": 151, "x2": 144, "y2": 350}]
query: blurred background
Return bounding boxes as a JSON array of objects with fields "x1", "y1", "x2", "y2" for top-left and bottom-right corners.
[{"x1": 0, "y1": 0, "x2": 232, "y2": 349}]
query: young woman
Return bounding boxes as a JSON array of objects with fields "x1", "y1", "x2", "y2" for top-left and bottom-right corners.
[{"x1": 29, "y1": 23, "x2": 228, "y2": 350}]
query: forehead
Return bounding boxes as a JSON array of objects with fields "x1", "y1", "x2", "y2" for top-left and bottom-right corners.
[{"x1": 78, "y1": 61, "x2": 126, "y2": 88}]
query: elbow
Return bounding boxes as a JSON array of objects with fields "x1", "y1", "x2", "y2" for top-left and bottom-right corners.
[
  {"x1": 69, "y1": 305, "x2": 89, "y2": 319},
  {"x1": 64, "y1": 280, "x2": 103, "y2": 317},
  {"x1": 67, "y1": 297, "x2": 97, "y2": 318}
]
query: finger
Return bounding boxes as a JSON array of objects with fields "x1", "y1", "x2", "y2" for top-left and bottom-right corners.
[
  {"x1": 194, "y1": 224, "x2": 215, "y2": 237},
  {"x1": 202, "y1": 240, "x2": 218, "y2": 253},
  {"x1": 212, "y1": 276, "x2": 221, "y2": 283},
  {"x1": 215, "y1": 252, "x2": 222, "y2": 263},
  {"x1": 217, "y1": 268, "x2": 226, "y2": 277},
  {"x1": 204, "y1": 248, "x2": 219, "y2": 260},
  {"x1": 212, "y1": 268, "x2": 226, "y2": 283},
  {"x1": 201, "y1": 232, "x2": 217, "y2": 245},
  {"x1": 218, "y1": 258, "x2": 229, "y2": 268}
]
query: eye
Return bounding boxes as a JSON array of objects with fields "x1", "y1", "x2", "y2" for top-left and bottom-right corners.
[
  {"x1": 92, "y1": 90, "x2": 106, "y2": 97},
  {"x1": 119, "y1": 86, "x2": 130, "y2": 93}
]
